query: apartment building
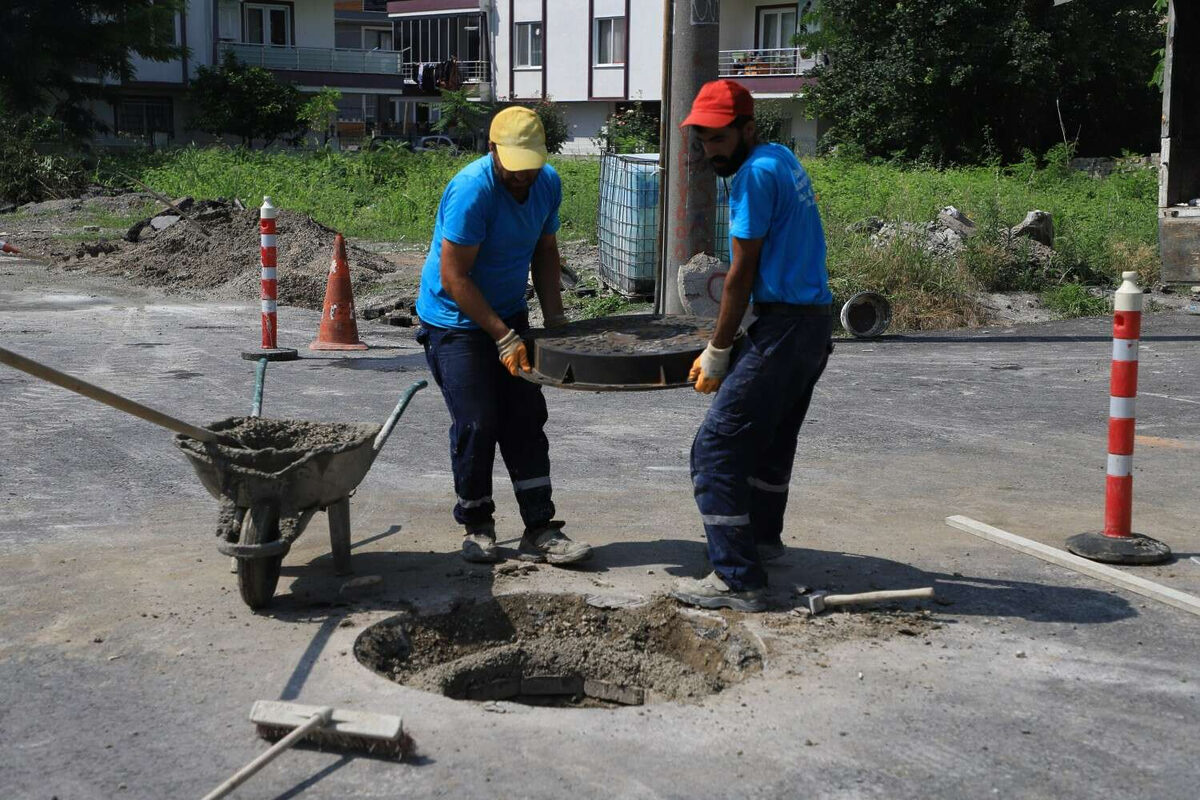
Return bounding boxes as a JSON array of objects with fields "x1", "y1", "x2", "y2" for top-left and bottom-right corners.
[{"x1": 98, "y1": 1, "x2": 822, "y2": 153}]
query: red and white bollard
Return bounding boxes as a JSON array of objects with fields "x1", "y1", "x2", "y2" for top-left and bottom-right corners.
[
  {"x1": 241, "y1": 196, "x2": 297, "y2": 363},
  {"x1": 1067, "y1": 271, "x2": 1171, "y2": 564}
]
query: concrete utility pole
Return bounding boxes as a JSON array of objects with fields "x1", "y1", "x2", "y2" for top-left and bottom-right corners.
[{"x1": 658, "y1": 0, "x2": 720, "y2": 315}]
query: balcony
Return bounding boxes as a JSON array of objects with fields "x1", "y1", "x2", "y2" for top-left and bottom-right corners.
[
  {"x1": 718, "y1": 48, "x2": 817, "y2": 79},
  {"x1": 220, "y1": 42, "x2": 407, "y2": 75},
  {"x1": 219, "y1": 42, "x2": 487, "y2": 88}
]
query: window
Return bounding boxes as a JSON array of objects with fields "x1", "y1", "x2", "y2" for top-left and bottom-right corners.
[
  {"x1": 757, "y1": 6, "x2": 797, "y2": 50},
  {"x1": 218, "y1": 0, "x2": 240, "y2": 40},
  {"x1": 514, "y1": 21, "x2": 543, "y2": 68},
  {"x1": 363, "y1": 27, "x2": 392, "y2": 51},
  {"x1": 150, "y1": 0, "x2": 177, "y2": 46},
  {"x1": 115, "y1": 97, "x2": 174, "y2": 139},
  {"x1": 594, "y1": 17, "x2": 625, "y2": 66},
  {"x1": 245, "y1": 3, "x2": 291, "y2": 47}
]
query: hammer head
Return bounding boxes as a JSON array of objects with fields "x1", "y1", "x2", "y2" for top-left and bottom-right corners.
[{"x1": 802, "y1": 591, "x2": 828, "y2": 615}]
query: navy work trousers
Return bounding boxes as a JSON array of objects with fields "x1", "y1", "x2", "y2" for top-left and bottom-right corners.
[
  {"x1": 691, "y1": 312, "x2": 833, "y2": 590},
  {"x1": 417, "y1": 313, "x2": 555, "y2": 533}
]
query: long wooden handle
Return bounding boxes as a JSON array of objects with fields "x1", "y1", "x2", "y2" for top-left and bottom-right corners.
[
  {"x1": 0, "y1": 346, "x2": 226, "y2": 444},
  {"x1": 822, "y1": 587, "x2": 935, "y2": 607},
  {"x1": 201, "y1": 709, "x2": 332, "y2": 800}
]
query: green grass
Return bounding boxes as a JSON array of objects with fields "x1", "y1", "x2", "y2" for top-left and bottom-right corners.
[
  {"x1": 98, "y1": 147, "x2": 599, "y2": 245},
  {"x1": 94, "y1": 146, "x2": 1160, "y2": 330},
  {"x1": 1041, "y1": 284, "x2": 1111, "y2": 317}
]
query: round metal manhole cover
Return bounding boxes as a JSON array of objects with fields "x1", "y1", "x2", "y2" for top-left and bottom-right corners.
[{"x1": 522, "y1": 314, "x2": 714, "y2": 391}]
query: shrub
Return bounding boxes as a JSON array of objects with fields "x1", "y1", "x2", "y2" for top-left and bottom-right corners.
[
  {"x1": 190, "y1": 52, "x2": 303, "y2": 147},
  {"x1": 0, "y1": 114, "x2": 88, "y2": 204},
  {"x1": 596, "y1": 101, "x2": 659, "y2": 154}
]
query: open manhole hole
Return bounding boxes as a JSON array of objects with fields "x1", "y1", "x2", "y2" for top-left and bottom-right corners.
[{"x1": 354, "y1": 593, "x2": 763, "y2": 708}]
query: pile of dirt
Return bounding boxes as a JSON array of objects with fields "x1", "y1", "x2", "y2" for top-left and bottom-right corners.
[
  {"x1": 78, "y1": 205, "x2": 395, "y2": 309},
  {"x1": 355, "y1": 593, "x2": 764, "y2": 706},
  {"x1": 4, "y1": 194, "x2": 398, "y2": 310}
]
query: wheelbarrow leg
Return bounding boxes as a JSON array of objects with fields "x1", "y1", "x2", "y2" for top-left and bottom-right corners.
[{"x1": 328, "y1": 497, "x2": 353, "y2": 576}]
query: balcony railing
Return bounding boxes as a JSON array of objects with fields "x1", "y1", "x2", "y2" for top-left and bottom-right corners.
[
  {"x1": 219, "y1": 42, "x2": 487, "y2": 84},
  {"x1": 220, "y1": 42, "x2": 406, "y2": 74},
  {"x1": 718, "y1": 48, "x2": 818, "y2": 78}
]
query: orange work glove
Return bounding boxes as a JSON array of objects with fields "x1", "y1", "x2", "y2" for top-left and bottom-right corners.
[
  {"x1": 688, "y1": 342, "x2": 732, "y2": 394},
  {"x1": 496, "y1": 329, "x2": 532, "y2": 376}
]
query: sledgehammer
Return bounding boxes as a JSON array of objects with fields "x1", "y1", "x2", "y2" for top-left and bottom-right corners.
[{"x1": 800, "y1": 586, "x2": 934, "y2": 615}]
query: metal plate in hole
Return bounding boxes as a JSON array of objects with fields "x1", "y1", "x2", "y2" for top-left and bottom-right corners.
[{"x1": 522, "y1": 314, "x2": 713, "y2": 391}]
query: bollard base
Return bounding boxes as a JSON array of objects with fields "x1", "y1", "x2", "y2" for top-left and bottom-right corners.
[
  {"x1": 241, "y1": 348, "x2": 299, "y2": 362},
  {"x1": 1065, "y1": 532, "x2": 1172, "y2": 565}
]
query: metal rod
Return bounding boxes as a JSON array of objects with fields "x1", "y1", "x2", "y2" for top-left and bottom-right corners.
[
  {"x1": 373, "y1": 380, "x2": 428, "y2": 453},
  {"x1": 251, "y1": 357, "x2": 268, "y2": 417}
]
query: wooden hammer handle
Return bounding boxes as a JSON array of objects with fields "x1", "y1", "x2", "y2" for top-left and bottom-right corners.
[
  {"x1": 0, "y1": 346, "x2": 227, "y2": 444},
  {"x1": 822, "y1": 587, "x2": 935, "y2": 607}
]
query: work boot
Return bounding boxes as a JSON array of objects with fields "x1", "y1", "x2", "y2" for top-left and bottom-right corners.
[
  {"x1": 671, "y1": 572, "x2": 766, "y2": 613},
  {"x1": 757, "y1": 541, "x2": 787, "y2": 562},
  {"x1": 461, "y1": 523, "x2": 500, "y2": 563},
  {"x1": 518, "y1": 521, "x2": 592, "y2": 565}
]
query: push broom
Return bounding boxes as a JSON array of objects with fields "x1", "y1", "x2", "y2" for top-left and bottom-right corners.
[{"x1": 202, "y1": 701, "x2": 414, "y2": 799}]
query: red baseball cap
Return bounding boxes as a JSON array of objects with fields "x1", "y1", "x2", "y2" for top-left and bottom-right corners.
[{"x1": 680, "y1": 80, "x2": 755, "y2": 129}]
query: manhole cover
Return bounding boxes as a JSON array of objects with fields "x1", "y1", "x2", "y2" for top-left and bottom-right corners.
[
  {"x1": 522, "y1": 314, "x2": 713, "y2": 391},
  {"x1": 354, "y1": 593, "x2": 763, "y2": 708}
]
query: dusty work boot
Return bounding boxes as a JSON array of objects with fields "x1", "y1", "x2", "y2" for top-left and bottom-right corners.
[
  {"x1": 518, "y1": 521, "x2": 592, "y2": 565},
  {"x1": 671, "y1": 572, "x2": 766, "y2": 613},
  {"x1": 461, "y1": 523, "x2": 500, "y2": 563}
]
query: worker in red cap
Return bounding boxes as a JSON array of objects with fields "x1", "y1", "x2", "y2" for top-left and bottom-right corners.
[
  {"x1": 415, "y1": 106, "x2": 591, "y2": 566},
  {"x1": 672, "y1": 79, "x2": 834, "y2": 612}
]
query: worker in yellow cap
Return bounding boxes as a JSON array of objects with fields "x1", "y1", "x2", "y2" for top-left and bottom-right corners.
[{"x1": 415, "y1": 106, "x2": 591, "y2": 566}]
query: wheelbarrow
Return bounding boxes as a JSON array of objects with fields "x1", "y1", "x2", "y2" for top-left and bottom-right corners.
[{"x1": 174, "y1": 379, "x2": 427, "y2": 609}]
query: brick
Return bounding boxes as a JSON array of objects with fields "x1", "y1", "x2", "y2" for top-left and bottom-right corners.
[
  {"x1": 466, "y1": 678, "x2": 521, "y2": 701},
  {"x1": 583, "y1": 680, "x2": 645, "y2": 706}
]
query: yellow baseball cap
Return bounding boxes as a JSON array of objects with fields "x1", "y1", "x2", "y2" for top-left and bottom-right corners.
[{"x1": 490, "y1": 107, "x2": 548, "y2": 171}]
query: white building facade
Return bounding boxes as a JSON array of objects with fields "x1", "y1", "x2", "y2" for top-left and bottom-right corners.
[{"x1": 100, "y1": 1, "x2": 823, "y2": 153}]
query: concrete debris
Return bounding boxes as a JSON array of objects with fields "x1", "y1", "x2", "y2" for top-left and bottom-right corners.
[
  {"x1": 1009, "y1": 210, "x2": 1054, "y2": 248},
  {"x1": 677, "y1": 252, "x2": 725, "y2": 318},
  {"x1": 937, "y1": 206, "x2": 977, "y2": 238},
  {"x1": 149, "y1": 214, "x2": 181, "y2": 232}
]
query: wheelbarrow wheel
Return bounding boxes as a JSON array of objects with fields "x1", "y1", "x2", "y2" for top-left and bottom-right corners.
[{"x1": 237, "y1": 503, "x2": 283, "y2": 609}]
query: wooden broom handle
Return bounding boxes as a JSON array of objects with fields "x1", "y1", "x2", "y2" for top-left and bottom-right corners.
[{"x1": 0, "y1": 346, "x2": 227, "y2": 444}]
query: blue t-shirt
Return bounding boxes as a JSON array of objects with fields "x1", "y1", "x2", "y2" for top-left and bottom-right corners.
[
  {"x1": 416, "y1": 155, "x2": 562, "y2": 329},
  {"x1": 728, "y1": 143, "x2": 832, "y2": 305}
]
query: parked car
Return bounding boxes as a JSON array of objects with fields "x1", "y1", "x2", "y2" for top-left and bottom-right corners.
[{"x1": 414, "y1": 135, "x2": 459, "y2": 154}]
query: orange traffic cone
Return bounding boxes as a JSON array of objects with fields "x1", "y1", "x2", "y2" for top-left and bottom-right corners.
[
  {"x1": 310, "y1": 233, "x2": 367, "y2": 351},
  {"x1": 1, "y1": 240, "x2": 20, "y2": 254}
]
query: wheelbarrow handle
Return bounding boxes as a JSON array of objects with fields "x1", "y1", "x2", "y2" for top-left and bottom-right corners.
[{"x1": 373, "y1": 379, "x2": 428, "y2": 453}]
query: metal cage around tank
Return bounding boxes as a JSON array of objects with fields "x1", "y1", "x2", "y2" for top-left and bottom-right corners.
[{"x1": 597, "y1": 152, "x2": 730, "y2": 298}]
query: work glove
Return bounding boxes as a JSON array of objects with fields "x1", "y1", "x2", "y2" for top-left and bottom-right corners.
[
  {"x1": 497, "y1": 328, "x2": 532, "y2": 376},
  {"x1": 689, "y1": 342, "x2": 732, "y2": 394},
  {"x1": 543, "y1": 312, "x2": 568, "y2": 329}
]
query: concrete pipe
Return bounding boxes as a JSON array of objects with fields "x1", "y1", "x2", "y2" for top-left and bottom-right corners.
[{"x1": 840, "y1": 292, "x2": 892, "y2": 338}]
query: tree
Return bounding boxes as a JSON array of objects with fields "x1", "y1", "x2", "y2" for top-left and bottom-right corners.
[
  {"x1": 530, "y1": 97, "x2": 570, "y2": 154},
  {"x1": 190, "y1": 52, "x2": 303, "y2": 147},
  {"x1": 434, "y1": 87, "x2": 493, "y2": 149},
  {"x1": 0, "y1": 0, "x2": 185, "y2": 134},
  {"x1": 299, "y1": 87, "x2": 341, "y2": 145},
  {"x1": 799, "y1": 0, "x2": 1163, "y2": 163}
]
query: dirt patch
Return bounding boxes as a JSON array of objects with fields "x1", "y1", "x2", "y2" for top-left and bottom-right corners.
[
  {"x1": 355, "y1": 593, "x2": 764, "y2": 707},
  {"x1": 4, "y1": 195, "x2": 397, "y2": 309}
]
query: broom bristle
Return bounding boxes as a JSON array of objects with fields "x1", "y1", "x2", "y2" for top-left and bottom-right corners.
[{"x1": 255, "y1": 723, "x2": 416, "y2": 760}]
